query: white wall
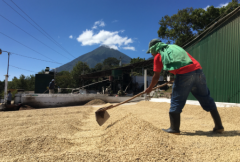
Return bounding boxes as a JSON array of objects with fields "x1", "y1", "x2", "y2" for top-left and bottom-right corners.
[
  {"x1": 21, "y1": 94, "x2": 144, "y2": 108},
  {"x1": 132, "y1": 76, "x2": 164, "y2": 87}
]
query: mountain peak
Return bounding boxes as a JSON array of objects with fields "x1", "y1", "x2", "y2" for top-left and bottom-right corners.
[
  {"x1": 100, "y1": 45, "x2": 111, "y2": 49},
  {"x1": 57, "y1": 46, "x2": 132, "y2": 72},
  {"x1": 100, "y1": 45, "x2": 118, "y2": 50}
]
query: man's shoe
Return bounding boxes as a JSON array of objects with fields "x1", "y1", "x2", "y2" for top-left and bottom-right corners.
[
  {"x1": 162, "y1": 112, "x2": 180, "y2": 135},
  {"x1": 210, "y1": 109, "x2": 224, "y2": 133}
]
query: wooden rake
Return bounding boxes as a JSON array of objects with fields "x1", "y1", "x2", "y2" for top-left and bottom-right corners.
[{"x1": 95, "y1": 81, "x2": 173, "y2": 126}]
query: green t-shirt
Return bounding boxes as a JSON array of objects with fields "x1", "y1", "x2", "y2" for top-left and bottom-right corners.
[{"x1": 150, "y1": 42, "x2": 193, "y2": 71}]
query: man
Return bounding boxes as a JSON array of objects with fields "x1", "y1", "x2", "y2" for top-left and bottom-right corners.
[
  {"x1": 7, "y1": 90, "x2": 12, "y2": 105},
  {"x1": 145, "y1": 39, "x2": 224, "y2": 135},
  {"x1": 49, "y1": 79, "x2": 55, "y2": 94}
]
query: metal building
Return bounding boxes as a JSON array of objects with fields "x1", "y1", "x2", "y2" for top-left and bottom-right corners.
[
  {"x1": 35, "y1": 74, "x2": 54, "y2": 93},
  {"x1": 183, "y1": 7, "x2": 240, "y2": 103}
]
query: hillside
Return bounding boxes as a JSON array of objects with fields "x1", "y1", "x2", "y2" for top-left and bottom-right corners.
[{"x1": 56, "y1": 46, "x2": 132, "y2": 72}]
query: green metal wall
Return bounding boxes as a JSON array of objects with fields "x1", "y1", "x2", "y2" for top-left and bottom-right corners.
[{"x1": 185, "y1": 12, "x2": 240, "y2": 103}]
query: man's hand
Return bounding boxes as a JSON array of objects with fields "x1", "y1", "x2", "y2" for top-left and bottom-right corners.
[
  {"x1": 145, "y1": 87, "x2": 153, "y2": 94},
  {"x1": 144, "y1": 71, "x2": 161, "y2": 94}
]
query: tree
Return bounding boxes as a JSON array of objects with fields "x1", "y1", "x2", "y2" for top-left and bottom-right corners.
[
  {"x1": 55, "y1": 71, "x2": 74, "y2": 89},
  {"x1": 8, "y1": 76, "x2": 19, "y2": 89},
  {"x1": 129, "y1": 57, "x2": 146, "y2": 76},
  {"x1": 18, "y1": 74, "x2": 27, "y2": 89},
  {"x1": 158, "y1": 1, "x2": 240, "y2": 45},
  {"x1": 94, "y1": 63, "x2": 103, "y2": 72},
  {"x1": 71, "y1": 61, "x2": 90, "y2": 87},
  {"x1": 190, "y1": 1, "x2": 240, "y2": 34},
  {"x1": 103, "y1": 57, "x2": 120, "y2": 68},
  {"x1": 25, "y1": 75, "x2": 35, "y2": 90},
  {"x1": 38, "y1": 69, "x2": 45, "y2": 74},
  {"x1": 8, "y1": 74, "x2": 35, "y2": 91},
  {"x1": 158, "y1": 7, "x2": 194, "y2": 46},
  {"x1": 130, "y1": 57, "x2": 145, "y2": 64},
  {"x1": 219, "y1": 0, "x2": 240, "y2": 14}
]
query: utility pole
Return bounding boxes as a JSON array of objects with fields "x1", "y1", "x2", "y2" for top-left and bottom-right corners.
[
  {"x1": 144, "y1": 69, "x2": 147, "y2": 99},
  {"x1": 0, "y1": 49, "x2": 10, "y2": 104},
  {"x1": 119, "y1": 56, "x2": 122, "y2": 67}
]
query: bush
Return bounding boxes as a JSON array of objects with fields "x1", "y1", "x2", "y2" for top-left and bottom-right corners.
[{"x1": 0, "y1": 90, "x2": 18, "y2": 100}]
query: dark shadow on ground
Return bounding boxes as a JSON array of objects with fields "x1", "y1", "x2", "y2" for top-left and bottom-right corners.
[
  {"x1": 182, "y1": 130, "x2": 240, "y2": 137},
  {"x1": 105, "y1": 115, "x2": 130, "y2": 130}
]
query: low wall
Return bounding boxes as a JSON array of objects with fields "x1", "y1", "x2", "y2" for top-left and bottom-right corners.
[
  {"x1": 21, "y1": 94, "x2": 144, "y2": 108},
  {"x1": 150, "y1": 98, "x2": 240, "y2": 108}
]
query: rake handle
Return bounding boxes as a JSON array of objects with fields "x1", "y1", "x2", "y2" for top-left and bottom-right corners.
[{"x1": 107, "y1": 81, "x2": 173, "y2": 110}]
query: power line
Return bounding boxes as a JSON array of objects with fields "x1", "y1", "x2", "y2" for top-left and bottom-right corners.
[
  {"x1": 0, "y1": 15, "x2": 72, "y2": 60},
  {"x1": 0, "y1": 32, "x2": 53, "y2": 61},
  {"x1": 10, "y1": 0, "x2": 76, "y2": 58},
  {"x1": 4, "y1": 0, "x2": 76, "y2": 59},
  {"x1": 11, "y1": 53, "x2": 63, "y2": 65},
  {"x1": 2, "y1": 0, "x2": 52, "y2": 44},
  {"x1": 9, "y1": 65, "x2": 36, "y2": 73}
]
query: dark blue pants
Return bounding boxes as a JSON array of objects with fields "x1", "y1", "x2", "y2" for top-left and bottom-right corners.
[{"x1": 170, "y1": 69, "x2": 216, "y2": 113}]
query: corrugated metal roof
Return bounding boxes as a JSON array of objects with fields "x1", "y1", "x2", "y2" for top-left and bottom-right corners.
[{"x1": 79, "y1": 59, "x2": 153, "y2": 79}]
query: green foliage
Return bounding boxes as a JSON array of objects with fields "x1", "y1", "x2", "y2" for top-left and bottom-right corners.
[
  {"x1": 0, "y1": 90, "x2": 18, "y2": 99},
  {"x1": 38, "y1": 69, "x2": 45, "y2": 74},
  {"x1": 130, "y1": 72, "x2": 142, "y2": 76},
  {"x1": 158, "y1": 7, "x2": 195, "y2": 46},
  {"x1": 90, "y1": 57, "x2": 121, "y2": 71},
  {"x1": 55, "y1": 71, "x2": 74, "y2": 89},
  {"x1": 8, "y1": 74, "x2": 35, "y2": 91},
  {"x1": 191, "y1": 7, "x2": 219, "y2": 32},
  {"x1": 71, "y1": 61, "x2": 90, "y2": 87},
  {"x1": 102, "y1": 57, "x2": 120, "y2": 69},
  {"x1": 26, "y1": 75, "x2": 35, "y2": 90},
  {"x1": 18, "y1": 75, "x2": 27, "y2": 89},
  {"x1": 93, "y1": 63, "x2": 103, "y2": 72},
  {"x1": 11, "y1": 89, "x2": 18, "y2": 99},
  {"x1": 158, "y1": 1, "x2": 240, "y2": 45},
  {"x1": 130, "y1": 57, "x2": 145, "y2": 64},
  {"x1": 102, "y1": 65, "x2": 112, "y2": 70},
  {"x1": 129, "y1": 57, "x2": 147, "y2": 76}
]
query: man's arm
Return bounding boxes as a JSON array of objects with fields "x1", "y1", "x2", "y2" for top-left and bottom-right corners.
[{"x1": 145, "y1": 71, "x2": 161, "y2": 94}]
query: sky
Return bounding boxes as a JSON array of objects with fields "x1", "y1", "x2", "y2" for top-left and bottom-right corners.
[{"x1": 0, "y1": 0, "x2": 231, "y2": 81}]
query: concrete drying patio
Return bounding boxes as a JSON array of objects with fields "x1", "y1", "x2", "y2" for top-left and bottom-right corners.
[{"x1": 0, "y1": 101, "x2": 239, "y2": 161}]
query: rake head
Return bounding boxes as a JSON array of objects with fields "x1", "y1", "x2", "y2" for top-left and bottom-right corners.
[{"x1": 95, "y1": 105, "x2": 113, "y2": 126}]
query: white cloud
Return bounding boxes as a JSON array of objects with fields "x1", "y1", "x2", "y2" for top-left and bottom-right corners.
[
  {"x1": 112, "y1": 20, "x2": 118, "y2": 23},
  {"x1": 204, "y1": 2, "x2": 229, "y2": 11},
  {"x1": 92, "y1": 20, "x2": 105, "y2": 29},
  {"x1": 122, "y1": 46, "x2": 135, "y2": 51},
  {"x1": 69, "y1": 35, "x2": 73, "y2": 39},
  {"x1": 217, "y1": 2, "x2": 229, "y2": 8},
  {"x1": 203, "y1": 5, "x2": 210, "y2": 11},
  {"x1": 108, "y1": 45, "x2": 118, "y2": 50},
  {"x1": 77, "y1": 29, "x2": 134, "y2": 50},
  {"x1": 142, "y1": 50, "x2": 145, "y2": 52}
]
